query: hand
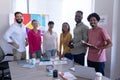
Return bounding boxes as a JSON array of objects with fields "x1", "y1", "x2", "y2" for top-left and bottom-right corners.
[
  {"x1": 68, "y1": 40, "x2": 74, "y2": 48},
  {"x1": 25, "y1": 41, "x2": 28, "y2": 46},
  {"x1": 57, "y1": 51, "x2": 61, "y2": 56},
  {"x1": 13, "y1": 43, "x2": 19, "y2": 49},
  {"x1": 58, "y1": 51, "x2": 64, "y2": 60},
  {"x1": 81, "y1": 40, "x2": 91, "y2": 47},
  {"x1": 59, "y1": 54, "x2": 64, "y2": 60},
  {"x1": 32, "y1": 53, "x2": 36, "y2": 58},
  {"x1": 42, "y1": 53, "x2": 47, "y2": 57}
]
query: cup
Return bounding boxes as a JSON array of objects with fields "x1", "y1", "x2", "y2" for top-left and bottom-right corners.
[
  {"x1": 95, "y1": 72, "x2": 102, "y2": 80},
  {"x1": 67, "y1": 59, "x2": 74, "y2": 68},
  {"x1": 53, "y1": 69, "x2": 58, "y2": 78},
  {"x1": 32, "y1": 58, "x2": 36, "y2": 65}
]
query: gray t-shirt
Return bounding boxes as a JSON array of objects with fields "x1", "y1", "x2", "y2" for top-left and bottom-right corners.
[{"x1": 71, "y1": 22, "x2": 89, "y2": 55}]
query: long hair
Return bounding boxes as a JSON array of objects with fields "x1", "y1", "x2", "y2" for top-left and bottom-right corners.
[{"x1": 62, "y1": 22, "x2": 70, "y2": 33}]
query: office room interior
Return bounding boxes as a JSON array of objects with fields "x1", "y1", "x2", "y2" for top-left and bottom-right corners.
[{"x1": 0, "y1": 0, "x2": 120, "y2": 80}]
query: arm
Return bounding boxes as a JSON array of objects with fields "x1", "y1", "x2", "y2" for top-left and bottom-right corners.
[
  {"x1": 55, "y1": 32, "x2": 59, "y2": 56},
  {"x1": 59, "y1": 34, "x2": 62, "y2": 53},
  {"x1": 98, "y1": 29, "x2": 112, "y2": 49},
  {"x1": 82, "y1": 27, "x2": 89, "y2": 43},
  {"x1": 28, "y1": 31, "x2": 34, "y2": 54},
  {"x1": 4, "y1": 26, "x2": 19, "y2": 49},
  {"x1": 43, "y1": 33, "x2": 46, "y2": 54},
  {"x1": 58, "y1": 34, "x2": 63, "y2": 58},
  {"x1": 25, "y1": 38, "x2": 28, "y2": 46},
  {"x1": 67, "y1": 33, "x2": 72, "y2": 45},
  {"x1": 98, "y1": 39, "x2": 112, "y2": 49},
  {"x1": 8, "y1": 42, "x2": 19, "y2": 49},
  {"x1": 56, "y1": 32, "x2": 58, "y2": 51}
]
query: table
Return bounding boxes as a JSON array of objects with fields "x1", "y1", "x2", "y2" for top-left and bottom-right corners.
[{"x1": 9, "y1": 59, "x2": 111, "y2": 80}]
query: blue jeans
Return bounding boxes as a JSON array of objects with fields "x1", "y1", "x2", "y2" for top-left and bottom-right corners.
[
  {"x1": 87, "y1": 60, "x2": 105, "y2": 76},
  {"x1": 29, "y1": 49, "x2": 42, "y2": 58},
  {"x1": 46, "y1": 49, "x2": 57, "y2": 58},
  {"x1": 64, "y1": 53, "x2": 73, "y2": 60},
  {"x1": 73, "y1": 53, "x2": 85, "y2": 66}
]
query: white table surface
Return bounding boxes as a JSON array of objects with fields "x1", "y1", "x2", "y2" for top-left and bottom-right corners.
[{"x1": 9, "y1": 59, "x2": 111, "y2": 80}]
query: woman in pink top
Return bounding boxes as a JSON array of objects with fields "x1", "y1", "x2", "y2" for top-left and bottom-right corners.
[
  {"x1": 28, "y1": 20, "x2": 42, "y2": 58},
  {"x1": 83, "y1": 13, "x2": 112, "y2": 75}
]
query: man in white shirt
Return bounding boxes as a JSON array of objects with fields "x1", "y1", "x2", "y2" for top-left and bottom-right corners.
[
  {"x1": 43, "y1": 21, "x2": 58, "y2": 58},
  {"x1": 4, "y1": 12, "x2": 28, "y2": 61}
]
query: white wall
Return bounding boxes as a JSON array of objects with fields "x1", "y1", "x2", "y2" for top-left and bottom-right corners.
[
  {"x1": 94, "y1": 0, "x2": 114, "y2": 78},
  {"x1": 29, "y1": 0, "x2": 93, "y2": 37},
  {"x1": 95, "y1": 0, "x2": 120, "y2": 79},
  {"x1": 15, "y1": 0, "x2": 27, "y2": 13},
  {"x1": 0, "y1": 0, "x2": 14, "y2": 54},
  {"x1": 0, "y1": 0, "x2": 93, "y2": 55},
  {"x1": 111, "y1": 0, "x2": 120, "y2": 79}
]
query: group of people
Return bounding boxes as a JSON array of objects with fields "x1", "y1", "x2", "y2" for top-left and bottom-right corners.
[{"x1": 4, "y1": 11, "x2": 112, "y2": 76}]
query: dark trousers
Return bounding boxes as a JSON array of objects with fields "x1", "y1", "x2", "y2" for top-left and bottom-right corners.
[
  {"x1": 73, "y1": 53, "x2": 85, "y2": 66},
  {"x1": 87, "y1": 60, "x2": 105, "y2": 76},
  {"x1": 64, "y1": 53, "x2": 74, "y2": 60}
]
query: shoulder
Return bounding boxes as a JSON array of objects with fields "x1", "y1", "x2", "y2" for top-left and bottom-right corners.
[
  {"x1": 43, "y1": 31, "x2": 47, "y2": 36},
  {"x1": 60, "y1": 33, "x2": 63, "y2": 36},
  {"x1": 38, "y1": 30, "x2": 41, "y2": 33},
  {"x1": 7, "y1": 23, "x2": 17, "y2": 31},
  {"x1": 82, "y1": 23, "x2": 89, "y2": 29},
  {"x1": 67, "y1": 32, "x2": 72, "y2": 36},
  {"x1": 97, "y1": 27, "x2": 106, "y2": 32},
  {"x1": 28, "y1": 29, "x2": 33, "y2": 34},
  {"x1": 10, "y1": 23, "x2": 17, "y2": 28}
]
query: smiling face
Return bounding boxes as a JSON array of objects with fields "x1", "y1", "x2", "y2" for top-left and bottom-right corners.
[
  {"x1": 32, "y1": 20, "x2": 38, "y2": 29},
  {"x1": 15, "y1": 13, "x2": 23, "y2": 24},
  {"x1": 75, "y1": 12, "x2": 83, "y2": 24},
  {"x1": 62, "y1": 23, "x2": 69, "y2": 33},
  {"x1": 89, "y1": 17, "x2": 98, "y2": 28}
]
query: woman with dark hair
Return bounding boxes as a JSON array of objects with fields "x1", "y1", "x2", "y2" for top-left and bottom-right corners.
[
  {"x1": 28, "y1": 20, "x2": 42, "y2": 58},
  {"x1": 82, "y1": 13, "x2": 112, "y2": 75},
  {"x1": 59, "y1": 22, "x2": 73, "y2": 60}
]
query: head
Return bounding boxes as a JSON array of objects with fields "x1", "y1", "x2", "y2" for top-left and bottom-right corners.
[
  {"x1": 75, "y1": 10, "x2": 83, "y2": 24},
  {"x1": 62, "y1": 22, "x2": 70, "y2": 33},
  {"x1": 87, "y1": 13, "x2": 100, "y2": 28},
  {"x1": 31, "y1": 20, "x2": 38, "y2": 29},
  {"x1": 14, "y1": 12, "x2": 23, "y2": 24},
  {"x1": 48, "y1": 21, "x2": 54, "y2": 30}
]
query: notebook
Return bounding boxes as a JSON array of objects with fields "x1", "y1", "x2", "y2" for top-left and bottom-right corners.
[
  {"x1": 40, "y1": 57, "x2": 50, "y2": 61},
  {"x1": 74, "y1": 65, "x2": 96, "y2": 80}
]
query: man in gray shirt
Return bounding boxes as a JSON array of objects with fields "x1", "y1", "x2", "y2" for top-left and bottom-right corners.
[{"x1": 71, "y1": 10, "x2": 89, "y2": 65}]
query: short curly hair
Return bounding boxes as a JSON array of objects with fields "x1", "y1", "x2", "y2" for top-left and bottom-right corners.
[{"x1": 87, "y1": 13, "x2": 100, "y2": 22}]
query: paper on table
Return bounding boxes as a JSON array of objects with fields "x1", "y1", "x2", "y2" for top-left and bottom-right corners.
[
  {"x1": 54, "y1": 61, "x2": 67, "y2": 65},
  {"x1": 59, "y1": 72, "x2": 77, "y2": 80},
  {"x1": 39, "y1": 61, "x2": 53, "y2": 65},
  {"x1": 69, "y1": 67, "x2": 75, "y2": 72},
  {"x1": 22, "y1": 64, "x2": 35, "y2": 68},
  {"x1": 81, "y1": 40, "x2": 91, "y2": 46}
]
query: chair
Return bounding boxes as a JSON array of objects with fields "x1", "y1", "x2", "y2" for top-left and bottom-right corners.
[{"x1": 0, "y1": 46, "x2": 13, "y2": 80}]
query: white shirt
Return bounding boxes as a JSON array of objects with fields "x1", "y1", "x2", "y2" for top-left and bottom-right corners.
[
  {"x1": 4, "y1": 22, "x2": 27, "y2": 52},
  {"x1": 43, "y1": 31, "x2": 58, "y2": 53}
]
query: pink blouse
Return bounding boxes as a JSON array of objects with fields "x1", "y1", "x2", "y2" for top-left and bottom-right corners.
[{"x1": 28, "y1": 30, "x2": 41, "y2": 54}]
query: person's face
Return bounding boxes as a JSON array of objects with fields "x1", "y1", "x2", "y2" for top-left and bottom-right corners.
[
  {"x1": 75, "y1": 12, "x2": 83, "y2": 23},
  {"x1": 62, "y1": 24, "x2": 69, "y2": 32},
  {"x1": 15, "y1": 13, "x2": 23, "y2": 24},
  {"x1": 89, "y1": 17, "x2": 98, "y2": 28},
  {"x1": 32, "y1": 21, "x2": 38, "y2": 29},
  {"x1": 48, "y1": 24, "x2": 54, "y2": 30}
]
